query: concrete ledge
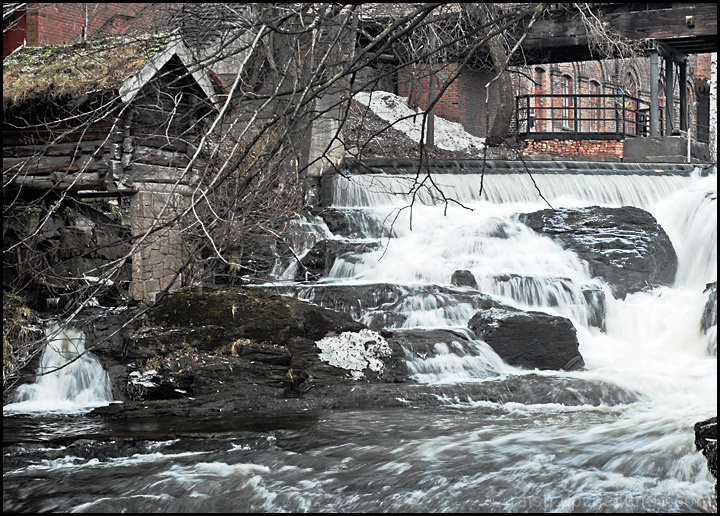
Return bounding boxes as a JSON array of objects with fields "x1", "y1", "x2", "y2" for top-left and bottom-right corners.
[
  {"x1": 623, "y1": 136, "x2": 711, "y2": 163},
  {"x1": 338, "y1": 157, "x2": 703, "y2": 176}
]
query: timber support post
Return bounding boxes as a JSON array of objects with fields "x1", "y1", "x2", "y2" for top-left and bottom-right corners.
[{"x1": 649, "y1": 47, "x2": 660, "y2": 137}]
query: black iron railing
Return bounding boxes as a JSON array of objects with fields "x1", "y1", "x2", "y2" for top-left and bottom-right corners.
[{"x1": 514, "y1": 93, "x2": 662, "y2": 139}]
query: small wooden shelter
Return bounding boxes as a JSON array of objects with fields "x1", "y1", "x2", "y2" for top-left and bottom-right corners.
[{"x1": 3, "y1": 35, "x2": 222, "y2": 303}]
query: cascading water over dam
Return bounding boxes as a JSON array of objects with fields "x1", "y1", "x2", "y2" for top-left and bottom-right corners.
[
  {"x1": 264, "y1": 161, "x2": 717, "y2": 510},
  {"x1": 2, "y1": 161, "x2": 716, "y2": 513}
]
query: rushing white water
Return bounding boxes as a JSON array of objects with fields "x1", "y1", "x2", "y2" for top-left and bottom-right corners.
[
  {"x1": 331, "y1": 172, "x2": 692, "y2": 209},
  {"x1": 3, "y1": 166, "x2": 715, "y2": 513},
  {"x1": 3, "y1": 324, "x2": 113, "y2": 414},
  {"x1": 302, "y1": 167, "x2": 718, "y2": 411}
]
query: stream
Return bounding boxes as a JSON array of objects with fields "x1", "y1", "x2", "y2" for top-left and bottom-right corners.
[{"x1": 3, "y1": 163, "x2": 717, "y2": 512}]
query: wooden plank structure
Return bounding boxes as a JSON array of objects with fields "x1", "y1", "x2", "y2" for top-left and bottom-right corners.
[
  {"x1": 513, "y1": 3, "x2": 717, "y2": 139},
  {"x1": 3, "y1": 35, "x2": 221, "y2": 303}
]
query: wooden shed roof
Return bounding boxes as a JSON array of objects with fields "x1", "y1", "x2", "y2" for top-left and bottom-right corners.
[{"x1": 3, "y1": 34, "x2": 222, "y2": 109}]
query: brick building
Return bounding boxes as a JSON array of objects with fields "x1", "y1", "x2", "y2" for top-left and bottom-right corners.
[
  {"x1": 392, "y1": 52, "x2": 713, "y2": 160},
  {"x1": 512, "y1": 55, "x2": 713, "y2": 159},
  {"x1": 3, "y1": 3, "x2": 175, "y2": 58}
]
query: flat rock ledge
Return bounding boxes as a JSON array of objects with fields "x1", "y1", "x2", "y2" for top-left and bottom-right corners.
[
  {"x1": 90, "y1": 372, "x2": 639, "y2": 421},
  {"x1": 87, "y1": 286, "x2": 411, "y2": 406}
]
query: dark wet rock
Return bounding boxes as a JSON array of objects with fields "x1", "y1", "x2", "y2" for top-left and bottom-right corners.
[
  {"x1": 582, "y1": 285, "x2": 607, "y2": 331},
  {"x1": 519, "y1": 206, "x2": 677, "y2": 298},
  {"x1": 74, "y1": 307, "x2": 139, "y2": 401},
  {"x1": 90, "y1": 372, "x2": 639, "y2": 421},
  {"x1": 702, "y1": 282, "x2": 717, "y2": 356},
  {"x1": 91, "y1": 287, "x2": 424, "y2": 402},
  {"x1": 3, "y1": 203, "x2": 132, "y2": 308},
  {"x1": 271, "y1": 283, "x2": 501, "y2": 330},
  {"x1": 149, "y1": 286, "x2": 365, "y2": 344},
  {"x1": 702, "y1": 282, "x2": 717, "y2": 333},
  {"x1": 296, "y1": 239, "x2": 381, "y2": 280},
  {"x1": 126, "y1": 369, "x2": 191, "y2": 401},
  {"x1": 313, "y1": 207, "x2": 395, "y2": 239},
  {"x1": 452, "y1": 270, "x2": 478, "y2": 289},
  {"x1": 694, "y1": 416, "x2": 717, "y2": 486},
  {"x1": 468, "y1": 300, "x2": 584, "y2": 371}
]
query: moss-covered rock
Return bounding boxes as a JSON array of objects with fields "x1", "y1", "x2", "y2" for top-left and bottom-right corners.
[
  {"x1": 149, "y1": 286, "x2": 365, "y2": 346},
  {"x1": 2, "y1": 292, "x2": 44, "y2": 397},
  {"x1": 118, "y1": 286, "x2": 375, "y2": 402}
]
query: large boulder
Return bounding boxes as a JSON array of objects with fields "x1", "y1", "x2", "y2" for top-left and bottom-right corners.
[
  {"x1": 694, "y1": 416, "x2": 717, "y2": 490},
  {"x1": 519, "y1": 206, "x2": 677, "y2": 298},
  {"x1": 702, "y1": 282, "x2": 717, "y2": 332},
  {"x1": 451, "y1": 270, "x2": 478, "y2": 289},
  {"x1": 149, "y1": 286, "x2": 365, "y2": 344},
  {"x1": 74, "y1": 287, "x2": 383, "y2": 403},
  {"x1": 468, "y1": 300, "x2": 584, "y2": 371},
  {"x1": 314, "y1": 207, "x2": 395, "y2": 239}
]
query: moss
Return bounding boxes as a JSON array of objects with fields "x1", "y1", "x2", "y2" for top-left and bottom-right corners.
[
  {"x1": 3, "y1": 34, "x2": 170, "y2": 107},
  {"x1": 3, "y1": 292, "x2": 44, "y2": 392},
  {"x1": 151, "y1": 286, "x2": 297, "y2": 345}
]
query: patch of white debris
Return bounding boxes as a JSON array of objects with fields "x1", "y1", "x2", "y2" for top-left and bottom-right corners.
[
  {"x1": 315, "y1": 329, "x2": 392, "y2": 380},
  {"x1": 353, "y1": 90, "x2": 486, "y2": 154},
  {"x1": 128, "y1": 369, "x2": 159, "y2": 388}
]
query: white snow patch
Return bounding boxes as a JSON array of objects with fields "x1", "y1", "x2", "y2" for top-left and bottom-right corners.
[
  {"x1": 128, "y1": 369, "x2": 159, "y2": 388},
  {"x1": 315, "y1": 329, "x2": 392, "y2": 379},
  {"x1": 353, "y1": 90, "x2": 486, "y2": 154}
]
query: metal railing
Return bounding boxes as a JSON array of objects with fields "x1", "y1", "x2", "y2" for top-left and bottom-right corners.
[{"x1": 514, "y1": 93, "x2": 659, "y2": 139}]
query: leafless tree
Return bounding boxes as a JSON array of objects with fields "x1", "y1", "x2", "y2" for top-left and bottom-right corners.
[{"x1": 3, "y1": 2, "x2": 638, "y2": 394}]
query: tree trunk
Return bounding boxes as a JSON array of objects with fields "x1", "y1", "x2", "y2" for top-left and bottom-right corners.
[{"x1": 482, "y1": 9, "x2": 514, "y2": 147}]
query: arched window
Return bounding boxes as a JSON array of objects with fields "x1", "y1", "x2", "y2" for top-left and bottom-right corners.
[
  {"x1": 587, "y1": 80, "x2": 601, "y2": 132},
  {"x1": 623, "y1": 72, "x2": 637, "y2": 135},
  {"x1": 533, "y1": 67, "x2": 546, "y2": 132},
  {"x1": 560, "y1": 74, "x2": 573, "y2": 129}
]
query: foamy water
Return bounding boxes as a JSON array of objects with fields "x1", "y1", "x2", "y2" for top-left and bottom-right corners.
[
  {"x1": 3, "y1": 324, "x2": 113, "y2": 414},
  {"x1": 3, "y1": 166, "x2": 716, "y2": 512}
]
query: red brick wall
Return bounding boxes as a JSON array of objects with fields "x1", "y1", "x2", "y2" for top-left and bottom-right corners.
[
  {"x1": 524, "y1": 139, "x2": 624, "y2": 159},
  {"x1": 25, "y1": 3, "x2": 175, "y2": 46},
  {"x1": 397, "y1": 64, "x2": 497, "y2": 138},
  {"x1": 3, "y1": 8, "x2": 27, "y2": 58}
]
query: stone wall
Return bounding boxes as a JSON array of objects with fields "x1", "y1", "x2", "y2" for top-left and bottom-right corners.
[{"x1": 129, "y1": 184, "x2": 189, "y2": 303}]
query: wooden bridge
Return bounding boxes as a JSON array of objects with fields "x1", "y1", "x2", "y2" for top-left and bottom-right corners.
[
  {"x1": 511, "y1": 3, "x2": 717, "y2": 140},
  {"x1": 513, "y1": 3, "x2": 716, "y2": 65}
]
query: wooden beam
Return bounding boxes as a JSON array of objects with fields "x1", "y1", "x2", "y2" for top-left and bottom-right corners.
[
  {"x1": 2, "y1": 140, "x2": 108, "y2": 158},
  {"x1": 11, "y1": 172, "x2": 103, "y2": 190},
  {"x1": 518, "y1": 3, "x2": 716, "y2": 64},
  {"x1": 654, "y1": 40, "x2": 688, "y2": 65},
  {"x1": 3, "y1": 154, "x2": 109, "y2": 175}
]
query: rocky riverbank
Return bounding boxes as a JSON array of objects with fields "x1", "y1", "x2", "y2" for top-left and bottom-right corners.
[{"x1": 86, "y1": 285, "x2": 618, "y2": 420}]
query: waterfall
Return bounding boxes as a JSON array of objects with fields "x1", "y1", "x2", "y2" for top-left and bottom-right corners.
[
  {"x1": 282, "y1": 164, "x2": 716, "y2": 395},
  {"x1": 654, "y1": 173, "x2": 717, "y2": 288},
  {"x1": 330, "y1": 171, "x2": 692, "y2": 209},
  {"x1": 4, "y1": 323, "x2": 113, "y2": 414}
]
